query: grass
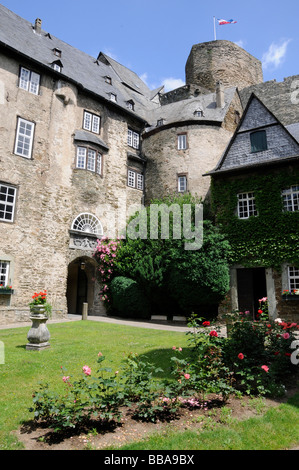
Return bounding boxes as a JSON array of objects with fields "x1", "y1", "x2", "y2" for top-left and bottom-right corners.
[
  {"x1": 113, "y1": 392, "x2": 299, "y2": 451},
  {"x1": 0, "y1": 319, "x2": 189, "y2": 450},
  {"x1": 1, "y1": 319, "x2": 299, "y2": 451}
]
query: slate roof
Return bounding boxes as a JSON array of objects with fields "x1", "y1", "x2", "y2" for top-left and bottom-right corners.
[
  {"x1": 0, "y1": 4, "x2": 240, "y2": 129},
  {"x1": 0, "y1": 4, "x2": 156, "y2": 122}
]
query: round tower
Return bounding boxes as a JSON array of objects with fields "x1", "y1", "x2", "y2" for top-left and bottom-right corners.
[{"x1": 185, "y1": 40, "x2": 263, "y2": 91}]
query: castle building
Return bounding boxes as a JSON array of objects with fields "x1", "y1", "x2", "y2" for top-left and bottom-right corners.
[{"x1": 0, "y1": 4, "x2": 298, "y2": 324}]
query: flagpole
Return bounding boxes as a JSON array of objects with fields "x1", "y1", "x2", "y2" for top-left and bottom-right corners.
[{"x1": 213, "y1": 16, "x2": 216, "y2": 40}]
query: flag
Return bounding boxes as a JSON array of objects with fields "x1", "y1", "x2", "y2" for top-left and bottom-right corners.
[{"x1": 217, "y1": 19, "x2": 237, "y2": 25}]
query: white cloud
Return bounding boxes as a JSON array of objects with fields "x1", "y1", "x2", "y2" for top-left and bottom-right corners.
[
  {"x1": 162, "y1": 77, "x2": 185, "y2": 92},
  {"x1": 234, "y1": 40, "x2": 245, "y2": 49},
  {"x1": 262, "y1": 39, "x2": 291, "y2": 69}
]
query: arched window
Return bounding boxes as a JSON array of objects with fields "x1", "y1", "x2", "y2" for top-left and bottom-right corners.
[
  {"x1": 70, "y1": 213, "x2": 103, "y2": 250},
  {"x1": 71, "y1": 213, "x2": 103, "y2": 236}
]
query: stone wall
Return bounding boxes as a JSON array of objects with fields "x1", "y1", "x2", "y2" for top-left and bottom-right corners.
[
  {"x1": 0, "y1": 51, "x2": 144, "y2": 323},
  {"x1": 185, "y1": 40, "x2": 263, "y2": 92}
]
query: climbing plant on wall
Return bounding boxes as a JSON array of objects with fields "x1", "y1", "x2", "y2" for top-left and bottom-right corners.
[{"x1": 210, "y1": 165, "x2": 299, "y2": 270}]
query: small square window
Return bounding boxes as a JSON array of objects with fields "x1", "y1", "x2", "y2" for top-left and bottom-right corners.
[
  {"x1": 250, "y1": 130, "x2": 267, "y2": 153},
  {"x1": 282, "y1": 185, "x2": 299, "y2": 212}
]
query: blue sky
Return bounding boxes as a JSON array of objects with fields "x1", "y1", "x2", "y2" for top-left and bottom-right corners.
[{"x1": 1, "y1": 0, "x2": 298, "y2": 91}]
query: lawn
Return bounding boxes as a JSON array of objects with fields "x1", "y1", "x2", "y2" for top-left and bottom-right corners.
[
  {"x1": 1, "y1": 319, "x2": 299, "y2": 451},
  {"x1": 0, "y1": 319, "x2": 189, "y2": 450}
]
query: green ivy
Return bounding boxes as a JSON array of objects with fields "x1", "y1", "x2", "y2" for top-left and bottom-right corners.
[{"x1": 210, "y1": 166, "x2": 299, "y2": 270}]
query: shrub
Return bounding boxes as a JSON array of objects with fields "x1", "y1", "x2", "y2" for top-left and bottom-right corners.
[{"x1": 110, "y1": 276, "x2": 150, "y2": 319}]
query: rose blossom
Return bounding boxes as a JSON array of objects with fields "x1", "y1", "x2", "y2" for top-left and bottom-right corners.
[
  {"x1": 82, "y1": 365, "x2": 91, "y2": 376},
  {"x1": 261, "y1": 365, "x2": 269, "y2": 373},
  {"x1": 238, "y1": 353, "x2": 244, "y2": 360}
]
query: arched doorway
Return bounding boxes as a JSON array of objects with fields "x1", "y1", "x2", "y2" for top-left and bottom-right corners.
[{"x1": 66, "y1": 257, "x2": 97, "y2": 315}]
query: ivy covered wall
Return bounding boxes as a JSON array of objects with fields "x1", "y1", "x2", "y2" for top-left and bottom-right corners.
[{"x1": 210, "y1": 162, "x2": 299, "y2": 270}]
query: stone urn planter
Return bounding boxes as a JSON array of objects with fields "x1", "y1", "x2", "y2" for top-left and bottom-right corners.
[{"x1": 26, "y1": 291, "x2": 51, "y2": 351}]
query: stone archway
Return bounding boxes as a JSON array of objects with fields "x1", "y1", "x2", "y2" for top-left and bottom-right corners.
[{"x1": 66, "y1": 256, "x2": 102, "y2": 316}]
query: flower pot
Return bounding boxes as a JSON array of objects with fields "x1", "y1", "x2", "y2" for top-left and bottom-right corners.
[
  {"x1": 26, "y1": 306, "x2": 50, "y2": 350},
  {"x1": 282, "y1": 295, "x2": 299, "y2": 301},
  {"x1": 0, "y1": 289, "x2": 14, "y2": 295}
]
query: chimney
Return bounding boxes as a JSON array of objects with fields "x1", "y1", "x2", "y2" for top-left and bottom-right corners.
[
  {"x1": 34, "y1": 18, "x2": 42, "y2": 34},
  {"x1": 216, "y1": 81, "x2": 224, "y2": 108}
]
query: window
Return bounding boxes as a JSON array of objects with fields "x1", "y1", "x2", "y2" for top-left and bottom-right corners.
[
  {"x1": 194, "y1": 110, "x2": 203, "y2": 117},
  {"x1": 83, "y1": 111, "x2": 101, "y2": 134},
  {"x1": 53, "y1": 48, "x2": 62, "y2": 57},
  {"x1": 127, "y1": 101, "x2": 134, "y2": 111},
  {"x1": 157, "y1": 119, "x2": 164, "y2": 127},
  {"x1": 237, "y1": 192, "x2": 258, "y2": 219},
  {"x1": 52, "y1": 61, "x2": 62, "y2": 72},
  {"x1": 0, "y1": 261, "x2": 9, "y2": 286},
  {"x1": 178, "y1": 134, "x2": 187, "y2": 150},
  {"x1": 127, "y1": 169, "x2": 143, "y2": 190},
  {"x1": 105, "y1": 76, "x2": 112, "y2": 84},
  {"x1": 0, "y1": 184, "x2": 17, "y2": 222},
  {"x1": 250, "y1": 130, "x2": 267, "y2": 153},
  {"x1": 127, "y1": 129, "x2": 140, "y2": 149},
  {"x1": 282, "y1": 185, "x2": 299, "y2": 212},
  {"x1": 72, "y1": 213, "x2": 103, "y2": 236},
  {"x1": 76, "y1": 146, "x2": 102, "y2": 175},
  {"x1": 14, "y1": 118, "x2": 35, "y2": 158},
  {"x1": 288, "y1": 266, "x2": 299, "y2": 291},
  {"x1": 178, "y1": 175, "x2": 187, "y2": 192},
  {"x1": 19, "y1": 67, "x2": 40, "y2": 95},
  {"x1": 109, "y1": 93, "x2": 117, "y2": 102}
]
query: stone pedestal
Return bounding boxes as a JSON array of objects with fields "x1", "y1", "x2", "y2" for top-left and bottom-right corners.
[{"x1": 26, "y1": 312, "x2": 50, "y2": 351}]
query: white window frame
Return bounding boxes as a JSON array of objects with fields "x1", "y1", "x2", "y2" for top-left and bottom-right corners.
[
  {"x1": 127, "y1": 129, "x2": 140, "y2": 149},
  {"x1": 288, "y1": 266, "x2": 299, "y2": 291},
  {"x1": 237, "y1": 192, "x2": 258, "y2": 219},
  {"x1": 282, "y1": 185, "x2": 299, "y2": 212},
  {"x1": 127, "y1": 169, "x2": 143, "y2": 190},
  {"x1": 76, "y1": 146, "x2": 102, "y2": 175},
  {"x1": 178, "y1": 134, "x2": 187, "y2": 150},
  {"x1": 83, "y1": 111, "x2": 101, "y2": 134},
  {"x1": 19, "y1": 67, "x2": 40, "y2": 95},
  {"x1": 14, "y1": 118, "x2": 35, "y2": 159},
  {"x1": 0, "y1": 184, "x2": 17, "y2": 223},
  {"x1": 0, "y1": 261, "x2": 10, "y2": 286},
  {"x1": 178, "y1": 175, "x2": 187, "y2": 193}
]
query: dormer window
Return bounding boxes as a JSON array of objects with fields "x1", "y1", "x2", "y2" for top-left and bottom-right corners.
[
  {"x1": 53, "y1": 48, "x2": 62, "y2": 57},
  {"x1": 52, "y1": 60, "x2": 62, "y2": 72},
  {"x1": 127, "y1": 100, "x2": 135, "y2": 111},
  {"x1": 105, "y1": 76, "x2": 112, "y2": 84},
  {"x1": 194, "y1": 109, "x2": 203, "y2": 117},
  {"x1": 157, "y1": 119, "x2": 164, "y2": 127},
  {"x1": 109, "y1": 93, "x2": 117, "y2": 102}
]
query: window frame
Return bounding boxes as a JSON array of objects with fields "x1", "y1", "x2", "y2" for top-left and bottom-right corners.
[
  {"x1": 177, "y1": 133, "x2": 187, "y2": 150},
  {"x1": 0, "y1": 260, "x2": 10, "y2": 286},
  {"x1": 288, "y1": 266, "x2": 299, "y2": 292},
  {"x1": 127, "y1": 129, "x2": 140, "y2": 150},
  {"x1": 14, "y1": 117, "x2": 35, "y2": 159},
  {"x1": 282, "y1": 185, "x2": 299, "y2": 212},
  {"x1": 250, "y1": 130, "x2": 268, "y2": 153},
  {"x1": 237, "y1": 192, "x2": 258, "y2": 219},
  {"x1": 178, "y1": 174, "x2": 187, "y2": 193},
  {"x1": 127, "y1": 168, "x2": 144, "y2": 190},
  {"x1": 75, "y1": 145, "x2": 103, "y2": 176},
  {"x1": 82, "y1": 110, "x2": 101, "y2": 134},
  {"x1": 19, "y1": 66, "x2": 40, "y2": 95},
  {"x1": 0, "y1": 183, "x2": 17, "y2": 223}
]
